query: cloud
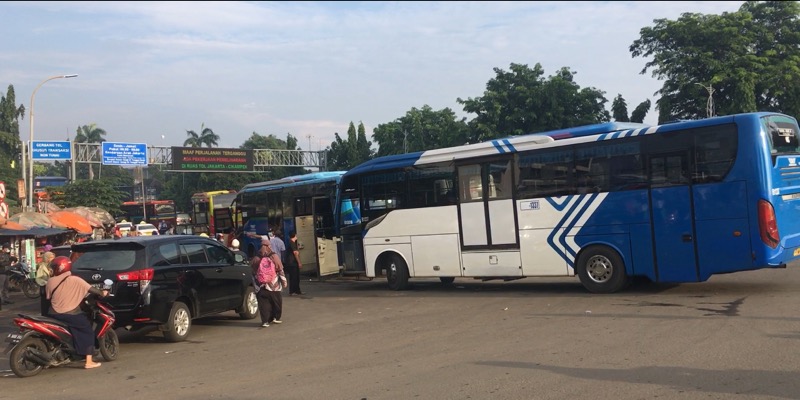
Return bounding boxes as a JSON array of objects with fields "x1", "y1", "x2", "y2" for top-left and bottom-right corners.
[{"x1": 0, "y1": 1, "x2": 744, "y2": 152}]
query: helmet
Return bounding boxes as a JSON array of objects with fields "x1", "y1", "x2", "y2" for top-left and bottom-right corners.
[
  {"x1": 51, "y1": 256, "x2": 72, "y2": 276},
  {"x1": 199, "y1": 233, "x2": 209, "y2": 237},
  {"x1": 231, "y1": 239, "x2": 240, "y2": 249}
]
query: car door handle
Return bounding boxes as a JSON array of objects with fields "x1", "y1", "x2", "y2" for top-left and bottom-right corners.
[
  {"x1": 682, "y1": 234, "x2": 693, "y2": 242},
  {"x1": 215, "y1": 268, "x2": 224, "y2": 273}
]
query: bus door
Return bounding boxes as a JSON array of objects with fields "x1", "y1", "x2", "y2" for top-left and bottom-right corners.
[
  {"x1": 648, "y1": 151, "x2": 699, "y2": 282},
  {"x1": 457, "y1": 159, "x2": 522, "y2": 277},
  {"x1": 313, "y1": 196, "x2": 340, "y2": 277}
]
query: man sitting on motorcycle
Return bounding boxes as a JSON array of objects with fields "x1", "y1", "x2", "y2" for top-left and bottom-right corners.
[{"x1": 45, "y1": 256, "x2": 109, "y2": 369}]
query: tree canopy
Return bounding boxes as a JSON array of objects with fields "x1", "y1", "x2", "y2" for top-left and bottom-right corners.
[
  {"x1": 184, "y1": 123, "x2": 220, "y2": 147},
  {"x1": 457, "y1": 63, "x2": 611, "y2": 142},
  {"x1": 630, "y1": 1, "x2": 800, "y2": 122}
]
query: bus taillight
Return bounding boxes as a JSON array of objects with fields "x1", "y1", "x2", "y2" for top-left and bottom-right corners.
[{"x1": 758, "y1": 199, "x2": 780, "y2": 249}]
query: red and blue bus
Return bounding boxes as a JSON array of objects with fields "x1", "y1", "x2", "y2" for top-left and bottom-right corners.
[
  {"x1": 336, "y1": 112, "x2": 800, "y2": 293},
  {"x1": 120, "y1": 200, "x2": 178, "y2": 227}
]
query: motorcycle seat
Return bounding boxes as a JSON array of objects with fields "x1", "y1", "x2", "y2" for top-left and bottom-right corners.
[{"x1": 16, "y1": 313, "x2": 66, "y2": 325}]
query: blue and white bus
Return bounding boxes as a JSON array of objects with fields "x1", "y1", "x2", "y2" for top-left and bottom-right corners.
[
  {"x1": 233, "y1": 171, "x2": 346, "y2": 277},
  {"x1": 336, "y1": 112, "x2": 800, "y2": 293}
]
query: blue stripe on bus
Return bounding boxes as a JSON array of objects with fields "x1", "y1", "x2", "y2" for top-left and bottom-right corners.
[
  {"x1": 492, "y1": 140, "x2": 507, "y2": 153},
  {"x1": 502, "y1": 139, "x2": 517, "y2": 153},
  {"x1": 547, "y1": 196, "x2": 582, "y2": 265},
  {"x1": 544, "y1": 197, "x2": 572, "y2": 212},
  {"x1": 560, "y1": 193, "x2": 599, "y2": 262}
]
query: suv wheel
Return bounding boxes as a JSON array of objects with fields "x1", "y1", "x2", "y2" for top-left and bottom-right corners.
[
  {"x1": 238, "y1": 286, "x2": 259, "y2": 320},
  {"x1": 163, "y1": 301, "x2": 191, "y2": 342}
]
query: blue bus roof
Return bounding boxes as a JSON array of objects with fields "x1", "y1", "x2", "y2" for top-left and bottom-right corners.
[
  {"x1": 522, "y1": 121, "x2": 650, "y2": 140},
  {"x1": 344, "y1": 113, "x2": 795, "y2": 178},
  {"x1": 345, "y1": 122, "x2": 652, "y2": 177},
  {"x1": 240, "y1": 171, "x2": 346, "y2": 193}
]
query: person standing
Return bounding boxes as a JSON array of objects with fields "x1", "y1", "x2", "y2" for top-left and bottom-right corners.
[
  {"x1": 229, "y1": 239, "x2": 248, "y2": 263},
  {"x1": 286, "y1": 230, "x2": 303, "y2": 296},
  {"x1": 269, "y1": 230, "x2": 286, "y2": 267},
  {"x1": 252, "y1": 236, "x2": 287, "y2": 327},
  {"x1": 0, "y1": 244, "x2": 13, "y2": 306},
  {"x1": 36, "y1": 251, "x2": 56, "y2": 315}
]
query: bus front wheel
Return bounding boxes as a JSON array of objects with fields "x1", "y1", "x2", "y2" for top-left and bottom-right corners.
[
  {"x1": 385, "y1": 255, "x2": 409, "y2": 291},
  {"x1": 576, "y1": 246, "x2": 628, "y2": 294}
]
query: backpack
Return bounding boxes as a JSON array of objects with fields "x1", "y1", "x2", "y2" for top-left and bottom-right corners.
[{"x1": 256, "y1": 253, "x2": 277, "y2": 285}]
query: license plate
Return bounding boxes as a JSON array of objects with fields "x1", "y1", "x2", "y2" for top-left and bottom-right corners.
[{"x1": 5, "y1": 333, "x2": 22, "y2": 343}]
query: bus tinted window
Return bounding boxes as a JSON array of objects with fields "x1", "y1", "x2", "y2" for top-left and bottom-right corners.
[
  {"x1": 407, "y1": 165, "x2": 456, "y2": 207},
  {"x1": 692, "y1": 125, "x2": 737, "y2": 183},
  {"x1": 763, "y1": 115, "x2": 800, "y2": 159},
  {"x1": 362, "y1": 171, "x2": 405, "y2": 214},
  {"x1": 517, "y1": 149, "x2": 573, "y2": 198}
]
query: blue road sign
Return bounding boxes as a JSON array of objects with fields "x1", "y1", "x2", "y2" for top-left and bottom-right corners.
[
  {"x1": 31, "y1": 141, "x2": 72, "y2": 160},
  {"x1": 102, "y1": 142, "x2": 147, "y2": 165}
]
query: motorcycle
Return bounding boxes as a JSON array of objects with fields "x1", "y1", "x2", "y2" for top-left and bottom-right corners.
[
  {"x1": 4, "y1": 279, "x2": 119, "y2": 378},
  {"x1": 6, "y1": 263, "x2": 40, "y2": 299}
]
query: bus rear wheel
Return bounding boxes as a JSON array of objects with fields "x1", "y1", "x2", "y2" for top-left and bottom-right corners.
[
  {"x1": 385, "y1": 255, "x2": 409, "y2": 291},
  {"x1": 576, "y1": 246, "x2": 628, "y2": 294}
]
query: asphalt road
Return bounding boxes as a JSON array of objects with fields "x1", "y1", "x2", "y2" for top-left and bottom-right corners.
[{"x1": 1, "y1": 268, "x2": 799, "y2": 400}]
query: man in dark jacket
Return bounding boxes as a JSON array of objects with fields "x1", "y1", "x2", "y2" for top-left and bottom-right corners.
[{"x1": 0, "y1": 244, "x2": 13, "y2": 305}]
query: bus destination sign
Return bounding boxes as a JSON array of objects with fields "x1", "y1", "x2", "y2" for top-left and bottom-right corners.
[{"x1": 172, "y1": 147, "x2": 254, "y2": 171}]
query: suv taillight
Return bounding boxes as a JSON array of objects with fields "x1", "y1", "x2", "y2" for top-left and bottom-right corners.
[
  {"x1": 117, "y1": 268, "x2": 154, "y2": 294},
  {"x1": 758, "y1": 199, "x2": 780, "y2": 249}
]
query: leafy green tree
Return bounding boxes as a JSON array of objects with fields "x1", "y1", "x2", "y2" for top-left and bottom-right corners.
[
  {"x1": 0, "y1": 85, "x2": 25, "y2": 202},
  {"x1": 326, "y1": 121, "x2": 373, "y2": 170},
  {"x1": 74, "y1": 123, "x2": 107, "y2": 180},
  {"x1": 48, "y1": 179, "x2": 124, "y2": 214},
  {"x1": 0, "y1": 84, "x2": 25, "y2": 136},
  {"x1": 372, "y1": 105, "x2": 469, "y2": 156},
  {"x1": 630, "y1": 99, "x2": 652, "y2": 123},
  {"x1": 458, "y1": 63, "x2": 610, "y2": 142},
  {"x1": 184, "y1": 123, "x2": 220, "y2": 147},
  {"x1": 630, "y1": 1, "x2": 800, "y2": 122},
  {"x1": 611, "y1": 95, "x2": 651, "y2": 123}
]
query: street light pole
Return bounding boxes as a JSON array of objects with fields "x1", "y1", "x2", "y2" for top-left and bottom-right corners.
[{"x1": 28, "y1": 74, "x2": 78, "y2": 210}]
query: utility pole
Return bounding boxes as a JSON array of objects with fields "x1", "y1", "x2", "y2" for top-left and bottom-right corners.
[
  {"x1": 696, "y1": 83, "x2": 715, "y2": 118},
  {"x1": 403, "y1": 129, "x2": 409, "y2": 153}
]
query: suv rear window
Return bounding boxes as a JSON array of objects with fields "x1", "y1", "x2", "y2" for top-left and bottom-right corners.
[{"x1": 73, "y1": 249, "x2": 137, "y2": 271}]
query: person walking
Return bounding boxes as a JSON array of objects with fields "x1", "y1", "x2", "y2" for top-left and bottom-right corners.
[
  {"x1": 286, "y1": 230, "x2": 303, "y2": 296},
  {"x1": 0, "y1": 244, "x2": 13, "y2": 306},
  {"x1": 251, "y1": 236, "x2": 287, "y2": 328}
]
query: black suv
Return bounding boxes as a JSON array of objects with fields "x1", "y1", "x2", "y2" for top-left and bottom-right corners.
[{"x1": 69, "y1": 236, "x2": 258, "y2": 342}]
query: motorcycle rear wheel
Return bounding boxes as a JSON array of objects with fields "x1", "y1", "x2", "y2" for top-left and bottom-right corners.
[
  {"x1": 22, "y1": 280, "x2": 40, "y2": 299},
  {"x1": 9, "y1": 337, "x2": 47, "y2": 378},
  {"x1": 98, "y1": 329, "x2": 119, "y2": 361}
]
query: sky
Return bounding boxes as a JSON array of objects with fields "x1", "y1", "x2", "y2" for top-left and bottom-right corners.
[{"x1": 0, "y1": 1, "x2": 744, "y2": 152}]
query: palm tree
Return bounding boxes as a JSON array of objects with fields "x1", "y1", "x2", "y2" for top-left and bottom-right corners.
[
  {"x1": 184, "y1": 123, "x2": 220, "y2": 148},
  {"x1": 74, "y1": 123, "x2": 107, "y2": 180}
]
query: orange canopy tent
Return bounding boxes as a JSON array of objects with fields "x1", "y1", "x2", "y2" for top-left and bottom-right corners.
[
  {"x1": 62, "y1": 207, "x2": 104, "y2": 228},
  {"x1": 0, "y1": 220, "x2": 27, "y2": 231},
  {"x1": 49, "y1": 211, "x2": 93, "y2": 235}
]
